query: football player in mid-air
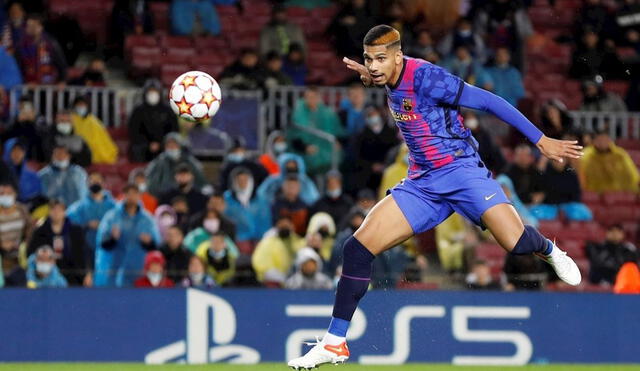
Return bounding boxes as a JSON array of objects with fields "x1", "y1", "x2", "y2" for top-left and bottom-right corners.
[{"x1": 288, "y1": 25, "x2": 583, "y2": 370}]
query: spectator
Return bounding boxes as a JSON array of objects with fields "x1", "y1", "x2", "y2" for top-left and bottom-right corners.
[
  {"x1": 45, "y1": 11, "x2": 84, "y2": 66},
  {"x1": 158, "y1": 164, "x2": 208, "y2": 219},
  {"x1": 158, "y1": 225, "x2": 191, "y2": 283},
  {"x1": 110, "y1": 0, "x2": 154, "y2": 56},
  {"x1": 258, "y1": 130, "x2": 288, "y2": 175},
  {"x1": 257, "y1": 153, "x2": 320, "y2": 206},
  {"x1": 272, "y1": 175, "x2": 309, "y2": 236},
  {"x1": 15, "y1": 14, "x2": 67, "y2": 84},
  {"x1": 218, "y1": 137, "x2": 268, "y2": 192},
  {"x1": 613, "y1": 261, "x2": 640, "y2": 294},
  {"x1": 187, "y1": 194, "x2": 236, "y2": 240},
  {"x1": 587, "y1": 224, "x2": 638, "y2": 285},
  {"x1": 154, "y1": 204, "x2": 179, "y2": 239},
  {"x1": 496, "y1": 174, "x2": 539, "y2": 227},
  {"x1": 27, "y1": 199, "x2": 87, "y2": 286},
  {"x1": 285, "y1": 247, "x2": 333, "y2": 289},
  {"x1": 349, "y1": 188, "x2": 376, "y2": 218},
  {"x1": 463, "y1": 111, "x2": 506, "y2": 174},
  {"x1": 223, "y1": 167, "x2": 272, "y2": 247},
  {"x1": 580, "y1": 76, "x2": 628, "y2": 112},
  {"x1": 380, "y1": 2, "x2": 414, "y2": 49},
  {"x1": 219, "y1": 48, "x2": 264, "y2": 90},
  {"x1": 184, "y1": 208, "x2": 239, "y2": 254},
  {"x1": 539, "y1": 99, "x2": 575, "y2": 139},
  {"x1": 3, "y1": 139, "x2": 41, "y2": 204},
  {"x1": 440, "y1": 45, "x2": 493, "y2": 91},
  {"x1": 572, "y1": 0, "x2": 615, "y2": 43},
  {"x1": 145, "y1": 132, "x2": 208, "y2": 197},
  {"x1": 289, "y1": 86, "x2": 344, "y2": 176},
  {"x1": 134, "y1": 250, "x2": 175, "y2": 288},
  {"x1": 66, "y1": 172, "x2": 117, "y2": 269},
  {"x1": 326, "y1": 0, "x2": 375, "y2": 58},
  {"x1": 570, "y1": 30, "x2": 625, "y2": 80},
  {"x1": 70, "y1": 97, "x2": 118, "y2": 164},
  {"x1": 338, "y1": 83, "x2": 367, "y2": 136},
  {"x1": 181, "y1": 255, "x2": 216, "y2": 288},
  {"x1": 378, "y1": 144, "x2": 408, "y2": 200},
  {"x1": 128, "y1": 168, "x2": 158, "y2": 213},
  {"x1": 435, "y1": 213, "x2": 469, "y2": 273},
  {"x1": 0, "y1": 45, "x2": 22, "y2": 115},
  {"x1": 438, "y1": 17, "x2": 486, "y2": 62},
  {"x1": 310, "y1": 171, "x2": 354, "y2": 226},
  {"x1": 26, "y1": 245, "x2": 68, "y2": 288},
  {"x1": 1, "y1": 97, "x2": 44, "y2": 161},
  {"x1": 302, "y1": 212, "x2": 336, "y2": 261},
  {"x1": 351, "y1": 106, "x2": 398, "y2": 191},
  {"x1": 407, "y1": 29, "x2": 436, "y2": 60},
  {"x1": 582, "y1": 129, "x2": 639, "y2": 192},
  {"x1": 1, "y1": 2, "x2": 26, "y2": 54},
  {"x1": 0, "y1": 182, "x2": 32, "y2": 286},
  {"x1": 195, "y1": 231, "x2": 237, "y2": 285},
  {"x1": 43, "y1": 110, "x2": 92, "y2": 167},
  {"x1": 128, "y1": 79, "x2": 179, "y2": 162},
  {"x1": 529, "y1": 156, "x2": 593, "y2": 221},
  {"x1": 252, "y1": 215, "x2": 303, "y2": 282},
  {"x1": 38, "y1": 145, "x2": 88, "y2": 206},
  {"x1": 504, "y1": 144, "x2": 543, "y2": 204},
  {"x1": 486, "y1": 47, "x2": 524, "y2": 107},
  {"x1": 466, "y1": 260, "x2": 502, "y2": 290},
  {"x1": 95, "y1": 184, "x2": 161, "y2": 287},
  {"x1": 171, "y1": 0, "x2": 233, "y2": 36},
  {"x1": 168, "y1": 196, "x2": 192, "y2": 233},
  {"x1": 259, "y1": 5, "x2": 306, "y2": 57},
  {"x1": 326, "y1": 209, "x2": 365, "y2": 276},
  {"x1": 69, "y1": 56, "x2": 106, "y2": 87},
  {"x1": 281, "y1": 43, "x2": 307, "y2": 86},
  {"x1": 263, "y1": 51, "x2": 293, "y2": 89}
]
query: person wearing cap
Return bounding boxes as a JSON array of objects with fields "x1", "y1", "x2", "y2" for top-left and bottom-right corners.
[
  {"x1": 95, "y1": 183, "x2": 161, "y2": 287},
  {"x1": 218, "y1": 136, "x2": 268, "y2": 192},
  {"x1": 43, "y1": 109, "x2": 92, "y2": 167},
  {"x1": 145, "y1": 132, "x2": 208, "y2": 197},
  {"x1": 579, "y1": 75, "x2": 628, "y2": 112},
  {"x1": 158, "y1": 163, "x2": 208, "y2": 219},
  {"x1": 285, "y1": 247, "x2": 333, "y2": 290},
  {"x1": 128, "y1": 79, "x2": 179, "y2": 162},
  {"x1": 70, "y1": 96, "x2": 118, "y2": 164},
  {"x1": 310, "y1": 171, "x2": 354, "y2": 226},
  {"x1": 0, "y1": 181, "x2": 32, "y2": 286},
  {"x1": 2, "y1": 138, "x2": 42, "y2": 204},
  {"x1": 134, "y1": 250, "x2": 174, "y2": 288},
  {"x1": 26, "y1": 245, "x2": 68, "y2": 288},
  {"x1": 38, "y1": 144, "x2": 88, "y2": 206}
]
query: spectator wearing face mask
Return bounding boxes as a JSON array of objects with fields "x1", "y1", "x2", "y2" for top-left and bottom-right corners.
[
  {"x1": 438, "y1": 17, "x2": 487, "y2": 62},
  {"x1": 67, "y1": 172, "x2": 116, "y2": 271},
  {"x1": 3, "y1": 139, "x2": 42, "y2": 205},
  {"x1": 187, "y1": 194, "x2": 236, "y2": 240},
  {"x1": 154, "y1": 205, "x2": 178, "y2": 241},
  {"x1": 257, "y1": 154, "x2": 320, "y2": 206},
  {"x1": 466, "y1": 260, "x2": 503, "y2": 290},
  {"x1": 285, "y1": 247, "x2": 333, "y2": 290},
  {"x1": 218, "y1": 137, "x2": 268, "y2": 192},
  {"x1": 462, "y1": 111, "x2": 506, "y2": 174},
  {"x1": 378, "y1": 144, "x2": 409, "y2": 200},
  {"x1": 145, "y1": 132, "x2": 208, "y2": 197},
  {"x1": 70, "y1": 97, "x2": 118, "y2": 164},
  {"x1": 158, "y1": 164, "x2": 208, "y2": 219},
  {"x1": 26, "y1": 245, "x2": 68, "y2": 288},
  {"x1": 128, "y1": 79, "x2": 179, "y2": 162},
  {"x1": 299, "y1": 212, "x2": 336, "y2": 262},
  {"x1": 195, "y1": 231, "x2": 238, "y2": 286},
  {"x1": 486, "y1": 47, "x2": 525, "y2": 107},
  {"x1": 95, "y1": 184, "x2": 162, "y2": 287},
  {"x1": 0, "y1": 182, "x2": 32, "y2": 286},
  {"x1": 128, "y1": 168, "x2": 158, "y2": 213},
  {"x1": 69, "y1": 56, "x2": 107, "y2": 87},
  {"x1": 184, "y1": 208, "x2": 239, "y2": 254},
  {"x1": 252, "y1": 215, "x2": 303, "y2": 282},
  {"x1": 158, "y1": 225, "x2": 192, "y2": 283},
  {"x1": 44, "y1": 110, "x2": 92, "y2": 167},
  {"x1": 582, "y1": 129, "x2": 639, "y2": 192},
  {"x1": 0, "y1": 97, "x2": 44, "y2": 161},
  {"x1": 272, "y1": 175, "x2": 309, "y2": 236},
  {"x1": 181, "y1": 255, "x2": 216, "y2": 288},
  {"x1": 310, "y1": 171, "x2": 354, "y2": 226},
  {"x1": 134, "y1": 251, "x2": 174, "y2": 288},
  {"x1": 39, "y1": 144, "x2": 88, "y2": 206},
  {"x1": 258, "y1": 130, "x2": 296, "y2": 175},
  {"x1": 338, "y1": 83, "x2": 368, "y2": 136}
]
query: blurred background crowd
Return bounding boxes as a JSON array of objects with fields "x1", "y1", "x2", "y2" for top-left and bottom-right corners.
[{"x1": 0, "y1": 0, "x2": 639, "y2": 293}]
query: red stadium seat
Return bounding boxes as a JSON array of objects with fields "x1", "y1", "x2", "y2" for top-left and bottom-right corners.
[
  {"x1": 581, "y1": 191, "x2": 601, "y2": 204},
  {"x1": 193, "y1": 36, "x2": 228, "y2": 50},
  {"x1": 125, "y1": 35, "x2": 158, "y2": 50},
  {"x1": 616, "y1": 139, "x2": 640, "y2": 151},
  {"x1": 162, "y1": 48, "x2": 197, "y2": 64},
  {"x1": 628, "y1": 150, "x2": 640, "y2": 167},
  {"x1": 602, "y1": 191, "x2": 638, "y2": 206},
  {"x1": 161, "y1": 36, "x2": 193, "y2": 49}
]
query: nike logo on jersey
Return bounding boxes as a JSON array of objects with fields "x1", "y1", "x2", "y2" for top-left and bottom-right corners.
[
  {"x1": 324, "y1": 342, "x2": 350, "y2": 357},
  {"x1": 484, "y1": 193, "x2": 497, "y2": 201}
]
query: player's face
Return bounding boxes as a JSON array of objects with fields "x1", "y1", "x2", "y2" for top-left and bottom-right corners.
[{"x1": 363, "y1": 44, "x2": 403, "y2": 86}]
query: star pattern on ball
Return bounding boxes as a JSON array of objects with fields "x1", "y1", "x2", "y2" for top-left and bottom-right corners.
[
  {"x1": 202, "y1": 91, "x2": 216, "y2": 106},
  {"x1": 177, "y1": 99, "x2": 191, "y2": 114},
  {"x1": 181, "y1": 75, "x2": 196, "y2": 88}
]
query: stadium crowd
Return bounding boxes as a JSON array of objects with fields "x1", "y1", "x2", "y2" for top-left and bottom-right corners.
[{"x1": 0, "y1": 0, "x2": 639, "y2": 293}]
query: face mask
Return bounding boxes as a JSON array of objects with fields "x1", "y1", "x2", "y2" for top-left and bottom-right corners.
[
  {"x1": 278, "y1": 228, "x2": 291, "y2": 239},
  {"x1": 327, "y1": 188, "x2": 342, "y2": 199},
  {"x1": 227, "y1": 152, "x2": 245, "y2": 163},
  {"x1": 146, "y1": 91, "x2": 160, "y2": 105},
  {"x1": 318, "y1": 228, "x2": 330, "y2": 239},
  {"x1": 178, "y1": 181, "x2": 190, "y2": 190},
  {"x1": 285, "y1": 167, "x2": 298, "y2": 175},
  {"x1": 36, "y1": 262, "x2": 54, "y2": 275},
  {"x1": 274, "y1": 142, "x2": 287, "y2": 154},
  {"x1": 74, "y1": 106, "x2": 88, "y2": 117},
  {"x1": 458, "y1": 29, "x2": 472, "y2": 37},
  {"x1": 0, "y1": 195, "x2": 15, "y2": 208},
  {"x1": 53, "y1": 159, "x2": 70, "y2": 169},
  {"x1": 209, "y1": 247, "x2": 226, "y2": 260},
  {"x1": 138, "y1": 183, "x2": 147, "y2": 192},
  {"x1": 166, "y1": 149, "x2": 181, "y2": 160},
  {"x1": 89, "y1": 183, "x2": 102, "y2": 194},
  {"x1": 190, "y1": 272, "x2": 204, "y2": 284},
  {"x1": 147, "y1": 272, "x2": 163, "y2": 286},
  {"x1": 56, "y1": 122, "x2": 72, "y2": 135},
  {"x1": 366, "y1": 116, "x2": 383, "y2": 134},
  {"x1": 204, "y1": 218, "x2": 220, "y2": 233},
  {"x1": 159, "y1": 215, "x2": 174, "y2": 227},
  {"x1": 465, "y1": 117, "x2": 479, "y2": 130}
]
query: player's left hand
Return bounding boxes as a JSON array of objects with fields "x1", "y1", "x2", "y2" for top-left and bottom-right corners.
[{"x1": 536, "y1": 135, "x2": 583, "y2": 163}]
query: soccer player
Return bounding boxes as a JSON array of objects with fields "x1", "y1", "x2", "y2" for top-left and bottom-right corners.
[{"x1": 288, "y1": 25, "x2": 583, "y2": 370}]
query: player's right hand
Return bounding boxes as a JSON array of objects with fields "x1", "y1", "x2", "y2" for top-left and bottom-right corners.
[{"x1": 343, "y1": 57, "x2": 372, "y2": 87}]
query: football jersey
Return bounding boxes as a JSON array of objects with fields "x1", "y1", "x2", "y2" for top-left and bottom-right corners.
[{"x1": 386, "y1": 56, "x2": 479, "y2": 179}]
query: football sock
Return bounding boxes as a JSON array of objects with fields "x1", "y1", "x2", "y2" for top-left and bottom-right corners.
[{"x1": 511, "y1": 225, "x2": 553, "y2": 255}]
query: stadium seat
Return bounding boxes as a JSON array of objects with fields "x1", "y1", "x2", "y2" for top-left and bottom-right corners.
[
  {"x1": 602, "y1": 191, "x2": 637, "y2": 206},
  {"x1": 125, "y1": 35, "x2": 158, "y2": 50},
  {"x1": 616, "y1": 139, "x2": 640, "y2": 151},
  {"x1": 161, "y1": 36, "x2": 193, "y2": 49},
  {"x1": 162, "y1": 48, "x2": 197, "y2": 64},
  {"x1": 581, "y1": 191, "x2": 601, "y2": 205}
]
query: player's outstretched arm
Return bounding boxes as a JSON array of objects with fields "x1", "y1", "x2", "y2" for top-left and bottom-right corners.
[
  {"x1": 343, "y1": 57, "x2": 373, "y2": 87},
  {"x1": 458, "y1": 83, "x2": 583, "y2": 162}
]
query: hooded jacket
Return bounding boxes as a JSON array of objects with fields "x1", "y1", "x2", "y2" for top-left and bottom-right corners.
[
  {"x1": 284, "y1": 247, "x2": 333, "y2": 290},
  {"x1": 223, "y1": 167, "x2": 272, "y2": 242},
  {"x1": 26, "y1": 253, "x2": 68, "y2": 288},
  {"x1": 71, "y1": 110, "x2": 118, "y2": 164},
  {"x1": 582, "y1": 143, "x2": 639, "y2": 193},
  {"x1": 67, "y1": 190, "x2": 117, "y2": 253},
  {"x1": 378, "y1": 144, "x2": 409, "y2": 200},
  {"x1": 257, "y1": 153, "x2": 320, "y2": 206},
  {"x1": 134, "y1": 251, "x2": 175, "y2": 288},
  {"x1": 252, "y1": 229, "x2": 303, "y2": 281},
  {"x1": 195, "y1": 239, "x2": 238, "y2": 286},
  {"x1": 38, "y1": 162, "x2": 88, "y2": 207},
  {"x1": 42, "y1": 124, "x2": 92, "y2": 167},
  {"x1": 3, "y1": 138, "x2": 42, "y2": 203}
]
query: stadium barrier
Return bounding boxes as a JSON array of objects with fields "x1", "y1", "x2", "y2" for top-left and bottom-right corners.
[
  {"x1": 569, "y1": 111, "x2": 640, "y2": 140},
  {"x1": 1, "y1": 288, "x2": 638, "y2": 365}
]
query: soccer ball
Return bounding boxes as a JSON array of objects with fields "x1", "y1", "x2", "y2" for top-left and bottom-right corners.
[{"x1": 169, "y1": 70, "x2": 222, "y2": 122}]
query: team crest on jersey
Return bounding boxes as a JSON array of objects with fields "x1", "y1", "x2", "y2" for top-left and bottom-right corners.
[{"x1": 402, "y1": 98, "x2": 413, "y2": 111}]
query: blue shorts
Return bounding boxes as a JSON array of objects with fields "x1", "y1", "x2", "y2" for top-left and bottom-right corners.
[{"x1": 389, "y1": 154, "x2": 510, "y2": 234}]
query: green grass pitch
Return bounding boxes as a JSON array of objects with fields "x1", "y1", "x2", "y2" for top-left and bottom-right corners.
[{"x1": 0, "y1": 364, "x2": 639, "y2": 371}]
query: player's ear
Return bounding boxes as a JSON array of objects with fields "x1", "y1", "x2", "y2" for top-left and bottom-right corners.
[{"x1": 395, "y1": 48, "x2": 403, "y2": 65}]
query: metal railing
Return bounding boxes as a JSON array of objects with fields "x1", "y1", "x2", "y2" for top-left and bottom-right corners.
[
  {"x1": 291, "y1": 124, "x2": 340, "y2": 171},
  {"x1": 569, "y1": 111, "x2": 640, "y2": 140}
]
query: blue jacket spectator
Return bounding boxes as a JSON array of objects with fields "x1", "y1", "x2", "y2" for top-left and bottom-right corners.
[
  {"x1": 0, "y1": 45, "x2": 22, "y2": 89},
  {"x1": 26, "y1": 245, "x2": 68, "y2": 288},
  {"x1": 38, "y1": 145, "x2": 87, "y2": 206},
  {"x1": 440, "y1": 45, "x2": 493, "y2": 91},
  {"x1": 257, "y1": 153, "x2": 320, "y2": 206},
  {"x1": 496, "y1": 174, "x2": 539, "y2": 228},
  {"x1": 338, "y1": 84, "x2": 367, "y2": 136},
  {"x1": 486, "y1": 47, "x2": 525, "y2": 107},
  {"x1": 3, "y1": 138, "x2": 41, "y2": 203},
  {"x1": 171, "y1": 0, "x2": 236, "y2": 36},
  {"x1": 223, "y1": 167, "x2": 271, "y2": 243},
  {"x1": 95, "y1": 185, "x2": 161, "y2": 287},
  {"x1": 281, "y1": 43, "x2": 307, "y2": 86}
]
